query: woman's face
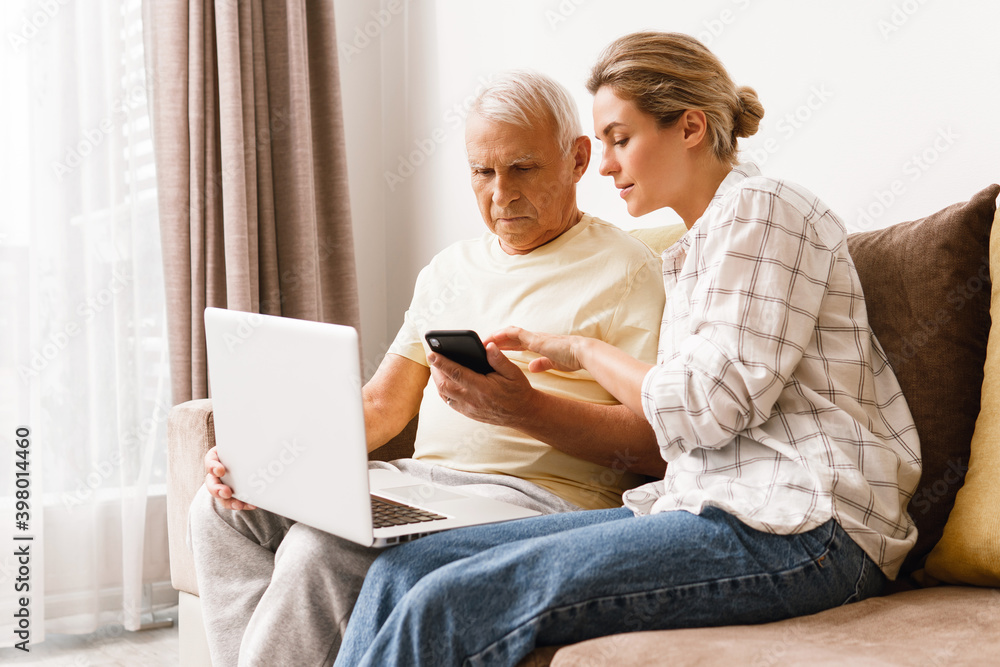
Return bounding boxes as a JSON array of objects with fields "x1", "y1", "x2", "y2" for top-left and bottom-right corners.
[{"x1": 592, "y1": 86, "x2": 688, "y2": 217}]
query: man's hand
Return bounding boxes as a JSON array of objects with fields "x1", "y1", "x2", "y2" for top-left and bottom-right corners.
[
  {"x1": 204, "y1": 446, "x2": 256, "y2": 511},
  {"x1": 435, "y1": 328, "x2": 664, "y2": 476},
  {"x1": 488, "y1": 326, "x2": 587, "y2": 373},
  {"x1": 428, "y1": 342, "x2": 536, "y2": 427}
]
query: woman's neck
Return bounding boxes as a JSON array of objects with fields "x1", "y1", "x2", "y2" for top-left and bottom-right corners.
[{"x1": 676, "y1": 160, "x2": 734, "y2": 229}]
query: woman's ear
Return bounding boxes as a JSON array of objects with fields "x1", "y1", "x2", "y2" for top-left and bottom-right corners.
[{"x1": 679, "y1": 109, "x2": 709, "y2": 147}]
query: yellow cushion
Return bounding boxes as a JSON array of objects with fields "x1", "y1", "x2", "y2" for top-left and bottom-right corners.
[
  {"x1": 629, "y1": 224, "x2": 687, "y2": 255},
  {"x1": 924, "y1": 204, "x2": 1000, "y2": 586}
]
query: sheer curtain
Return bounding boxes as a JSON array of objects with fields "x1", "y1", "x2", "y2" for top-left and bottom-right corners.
[{"x1": 0, "y1": 0, "x2": 174, "y2": 646}]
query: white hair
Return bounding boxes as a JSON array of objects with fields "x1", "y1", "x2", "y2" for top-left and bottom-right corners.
[{"x1": 471, "y1": 70, "x2": 583, "y2": 155}]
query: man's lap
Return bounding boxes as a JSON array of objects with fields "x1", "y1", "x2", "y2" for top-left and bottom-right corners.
[{"x1": 377, "y1": 458, "x2": 582, "y2": 515}]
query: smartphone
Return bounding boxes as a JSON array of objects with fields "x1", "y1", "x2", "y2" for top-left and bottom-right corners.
[{"x1": 424, "y1": 330, "x2": 494, "y2": 374}]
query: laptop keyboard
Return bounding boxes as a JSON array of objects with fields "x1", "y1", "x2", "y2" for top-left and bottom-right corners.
[{"x1": 371, "y1": 496, "x2": 447, "y2": 528}]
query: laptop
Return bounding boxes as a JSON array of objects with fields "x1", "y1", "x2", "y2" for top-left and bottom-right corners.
[{"x1": 203, "y1": 307, "x2": 541, "y2": 547}]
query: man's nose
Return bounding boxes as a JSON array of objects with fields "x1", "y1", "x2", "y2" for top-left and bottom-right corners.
[{"x1": 492, "y1": 173, "x2": 518, "y2": 207}]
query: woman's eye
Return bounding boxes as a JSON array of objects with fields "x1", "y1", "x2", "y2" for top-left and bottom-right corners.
[{"x1": 614, "y1": 138, "x2": 629, "y2": 147}]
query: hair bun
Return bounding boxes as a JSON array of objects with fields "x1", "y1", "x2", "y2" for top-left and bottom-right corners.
[{"x1": 734, "y1": 86, "x2": 764, "y2": 139}]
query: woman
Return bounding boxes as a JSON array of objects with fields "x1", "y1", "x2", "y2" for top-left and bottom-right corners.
[{"x1": 334, "y1": 32, "x2": 920, "y2": 667}]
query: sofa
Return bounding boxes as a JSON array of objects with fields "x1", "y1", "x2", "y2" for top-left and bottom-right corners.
[{"x1": 166, "y1": 184, "x2": 1000, "y2": 665}]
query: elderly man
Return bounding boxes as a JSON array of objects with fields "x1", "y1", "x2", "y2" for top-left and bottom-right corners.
[{"x1": 188, "y1": 70, "x2": 665, "y2": 666}]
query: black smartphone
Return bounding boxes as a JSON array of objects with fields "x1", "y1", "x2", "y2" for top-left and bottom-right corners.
[{"x1": 424, "y1": 330, "x2": 494, "y2": 374}]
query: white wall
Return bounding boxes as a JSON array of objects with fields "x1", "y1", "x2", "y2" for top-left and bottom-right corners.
[
  {"x1": 338, "y1": 0, "x2": 1000, "y2": 363},
  {"x1": 334, "y1": 0, "x2": 391, "y2": 378}
]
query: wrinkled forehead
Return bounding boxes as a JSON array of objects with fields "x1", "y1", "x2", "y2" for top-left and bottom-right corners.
[{"x1": 465, "y1": 112, "x2": 556, "y2": 167}]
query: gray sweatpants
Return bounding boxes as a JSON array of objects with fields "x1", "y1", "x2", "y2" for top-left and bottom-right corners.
[{"x1": 187, "y1": 459, "x2": 581, "y2": 667}]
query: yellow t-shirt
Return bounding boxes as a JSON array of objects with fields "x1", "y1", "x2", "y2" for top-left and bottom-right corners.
[{"x1": 388, "y1": 214, "x2": 665, "y2": 509}]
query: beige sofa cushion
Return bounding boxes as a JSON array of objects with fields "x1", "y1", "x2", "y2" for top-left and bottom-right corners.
[
  {"x1": 550, "y1": 586, "x2": 1000, "y2": 666},
  {"x1": 924, "y1": 203, "x2": 1000, "y2": 586},
  {"x1": 629, "y1": 223, "x2": 687, "y2": 255}
]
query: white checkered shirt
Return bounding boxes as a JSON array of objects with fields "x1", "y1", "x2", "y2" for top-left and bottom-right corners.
[{"x1": 624, "y1": 164, "x2": 921, "y2": 579}]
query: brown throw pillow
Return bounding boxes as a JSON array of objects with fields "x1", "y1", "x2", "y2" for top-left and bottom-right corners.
[
  {"x1": 924, "y1": 204, "x2": 1000, "y2": 586},
  {"x1": 847, "y1": 184, "x2": 999, "y2": 576}
]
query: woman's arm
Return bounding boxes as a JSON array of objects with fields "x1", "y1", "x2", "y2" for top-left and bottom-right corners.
[
  {"x1": 488, "y1": 327, "x2": 653, "y2": 418},
  {"x1": 642, "y1": 190, "x2": 838, "y2": 458},
  {"x1": 427, "y1": 343, "x2": 664, "y2": 476}
]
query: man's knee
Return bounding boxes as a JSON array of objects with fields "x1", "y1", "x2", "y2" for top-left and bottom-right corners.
[
  {"x1": 267, "y1": 525, "x2": 378, "y2": 618},
  {"x1": 282, "y1": 523, "x2": 341, "y2": 558},
  {"x1": 276, "y1": 524, "x2": 378, "y2": 575}
]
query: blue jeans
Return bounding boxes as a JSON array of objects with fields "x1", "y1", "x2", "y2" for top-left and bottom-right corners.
[{"x1": 334, "y1": 506, "x2": 885, "y2": 667}]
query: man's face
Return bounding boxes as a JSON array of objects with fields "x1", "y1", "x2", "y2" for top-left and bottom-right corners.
[{"x1": 465, "y1": 112, "x2": 589, "y2": 255}]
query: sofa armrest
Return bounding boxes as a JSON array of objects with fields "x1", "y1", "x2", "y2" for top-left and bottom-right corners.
[
  {"x1": 167, "y1": 399, "x2": 216, "y2": 596},
  {"x1": 369, "y1": 416, "x2": 417, "y2": 462}
]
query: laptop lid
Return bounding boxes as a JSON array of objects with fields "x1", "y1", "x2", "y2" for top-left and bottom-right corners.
[{"x1": 204, "y1": 307, "x2": 375, "y2": 546}]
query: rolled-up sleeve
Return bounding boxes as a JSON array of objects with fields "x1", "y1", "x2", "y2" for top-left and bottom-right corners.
[{"x1": 643, "y1": 189, "x2": 837, "y2": 460}]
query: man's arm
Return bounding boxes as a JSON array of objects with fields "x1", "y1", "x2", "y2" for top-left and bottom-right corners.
[
  {"x1": 428, "y1": 344, "x2": 665, "y2": 477},
  {"x1": 362, "y1": 352, "x2": 430, "y2": 452},
  {"x1": 513, "y1": 390, "x2": 664, "y2": 478}
]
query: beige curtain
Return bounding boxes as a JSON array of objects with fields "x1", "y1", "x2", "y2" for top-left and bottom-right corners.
[{"x1": 144, "y1": 0, "x2": 360, "y2": 404}]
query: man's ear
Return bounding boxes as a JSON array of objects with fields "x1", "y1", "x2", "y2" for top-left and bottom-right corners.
[
  {"x1": 570, "y1": 135, "x2": 591, "y2": 182},
  {"x1": 679, "y1": 109, "x2": 709, "y2": 148}
]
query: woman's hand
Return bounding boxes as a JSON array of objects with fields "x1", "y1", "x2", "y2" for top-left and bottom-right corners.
[
  {"x1": 487, "y1": 326, "x2": 589, "y2": 373},
  {"x1": 490, "y1": 325, "x2": 653, "y2": 417}
]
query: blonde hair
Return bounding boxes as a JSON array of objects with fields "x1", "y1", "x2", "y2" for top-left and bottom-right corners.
[
  {"x1": 587, "y1": 32, "x2": 764, "y2": 165},
  {"x1": 472, "y1": 70, "x2": 582, "y2": 156}
]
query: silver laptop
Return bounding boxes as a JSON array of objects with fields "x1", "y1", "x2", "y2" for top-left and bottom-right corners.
[{"x1": 204, "y1": 307, "x2": 540, "y2": 547}]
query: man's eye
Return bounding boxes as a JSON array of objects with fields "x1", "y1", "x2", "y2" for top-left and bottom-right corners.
[
  {"x1": 515, "y1": 166, "x2": 533, "y2": 172},
  {"x1": 474, "y1": 169, "x2": 494, "y2": 176}
]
